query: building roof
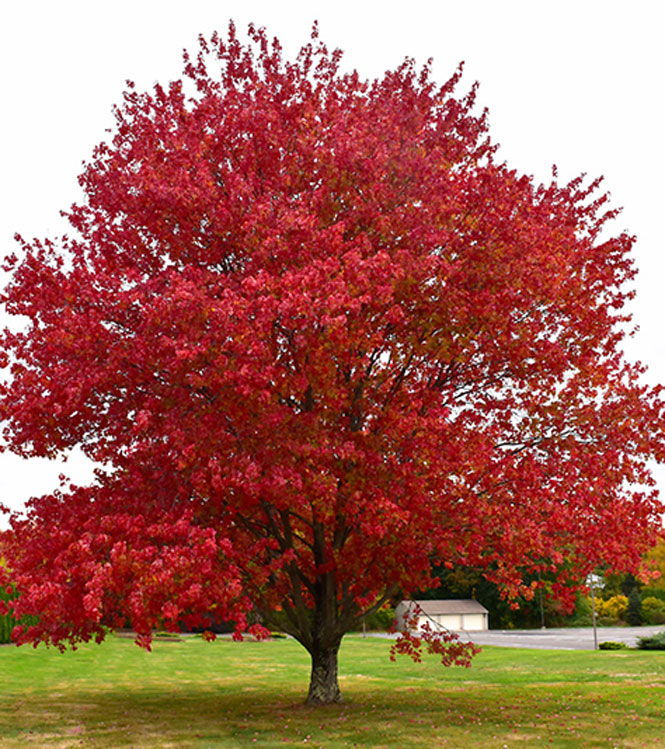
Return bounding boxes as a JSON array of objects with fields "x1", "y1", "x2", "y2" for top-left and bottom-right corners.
[{"x1": 400, "y1": 599, "x2": 488, "y2": 615}]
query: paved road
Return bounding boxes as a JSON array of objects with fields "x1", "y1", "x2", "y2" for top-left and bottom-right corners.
[{"x1": 368, "y1": 625, "x2": 665, "y2": 649}]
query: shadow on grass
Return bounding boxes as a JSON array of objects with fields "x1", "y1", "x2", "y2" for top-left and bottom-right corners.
[{"x1": 4, "y1": 681, "x2": 665, "y2": 748}]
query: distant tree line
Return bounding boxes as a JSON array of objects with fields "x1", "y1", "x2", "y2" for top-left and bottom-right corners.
[{"x1": 416, "y1": 539, "x2": 665, "y2": 629}]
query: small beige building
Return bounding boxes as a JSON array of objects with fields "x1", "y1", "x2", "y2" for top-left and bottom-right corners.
[{"x1": 395, "y1": 599, "x2": 489, "y2": 632}]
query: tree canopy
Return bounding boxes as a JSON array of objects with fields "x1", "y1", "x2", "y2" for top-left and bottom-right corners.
[{"x1": 1, "y1": 23, "x2": 664, "y2": 704}]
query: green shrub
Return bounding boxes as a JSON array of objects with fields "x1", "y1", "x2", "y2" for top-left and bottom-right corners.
[
  {"x1": 641, "y1": 587, "x2": 665, "y2": 603},
  {"x1": 363, "y1": 605, "x2": 395, "y2": 631},
  {"x1": 636, "y1": 631, "x2": 665, "y2": 650},
  {"x1": 570, "y1": 594, "x2": 593, "y2": 626},
  {"x1": 598, "y1": 640, "x2": 627, "y2": 650},
  {"x1": 641, "y1": 597, "x2": 665, "y2": 625}
]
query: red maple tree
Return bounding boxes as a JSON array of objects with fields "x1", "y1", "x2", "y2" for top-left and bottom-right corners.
[{"x1": 1, "y1": 24, "x2": 664, "y2": 704}]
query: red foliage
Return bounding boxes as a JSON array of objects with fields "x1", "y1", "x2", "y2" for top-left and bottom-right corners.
[
  {"x1": 1, "y1": 23, "x2": 664, "y2": 676},
  {"x1": 389, "y1": 607, "x2": 481, "y2": 667}
]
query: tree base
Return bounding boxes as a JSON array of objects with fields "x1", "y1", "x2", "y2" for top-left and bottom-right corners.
[
  {"x1": 305, "y1": 685, "x2": 343, "y2": 706},
  {"x1": 306, "y1": 642, "x2": 343, "y2": 705}
]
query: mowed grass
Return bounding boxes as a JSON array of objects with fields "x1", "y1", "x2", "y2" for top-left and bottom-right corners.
[{"x1": 1, "y1": 634, "x2": 664, "y2": 748}]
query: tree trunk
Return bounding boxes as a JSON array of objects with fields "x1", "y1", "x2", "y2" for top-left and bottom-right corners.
[
  {"x1": 304, "y1": 521, "x2": 344, "y2": 705},
  {"x1": 306, "y1": 640, "x2": 342, "y2": 705}
]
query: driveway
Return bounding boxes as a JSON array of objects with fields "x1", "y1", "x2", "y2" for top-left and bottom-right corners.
[
  {"x1": 367, "y1": 625, "x2": 664, "y2": 649},
  {"x1": 445, "y1": 625, "x2": 665, "y2": 650}
]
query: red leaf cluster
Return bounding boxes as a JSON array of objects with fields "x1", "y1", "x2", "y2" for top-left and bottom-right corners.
[{"x1": 389, "y1": 607, "x2": 481, "y2": 667}]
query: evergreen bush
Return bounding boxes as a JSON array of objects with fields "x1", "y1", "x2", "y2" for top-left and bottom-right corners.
[
  {"x1": 636, "y1": 631, "x2": 665, "y2": 650},
  {"x1": 626, "y1": 588, "x2": 642, "y2": 626}
]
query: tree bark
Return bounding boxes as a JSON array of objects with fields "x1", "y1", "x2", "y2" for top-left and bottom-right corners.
[
  {"x1": 303, "y1": 520, "x2": 345, "y2": 705},
  {"x1": 306, "y1": 640, "x2": 343, "y2": 705}
]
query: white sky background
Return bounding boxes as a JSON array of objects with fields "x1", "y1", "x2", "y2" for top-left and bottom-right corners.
[{"x1": 1, "y1": 0, "x2": 663, "y2": 523}]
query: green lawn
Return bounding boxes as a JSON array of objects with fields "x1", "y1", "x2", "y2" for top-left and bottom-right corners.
[{"x1": 1, "y1": 634, "x2": 664, "y2": 747}]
